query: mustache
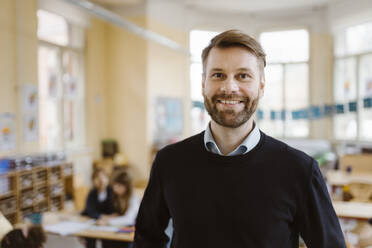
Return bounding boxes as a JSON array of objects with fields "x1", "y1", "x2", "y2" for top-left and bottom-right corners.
[{"x1": 211, "y1": 93, "x2": 249, "y2": 103}]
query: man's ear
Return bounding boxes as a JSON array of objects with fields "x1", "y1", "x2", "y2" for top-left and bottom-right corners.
[
  {"x1": 202, "y1": 73, "x2": 206, "y2": 96},
  {"x1": 258, "y1": 74, "x2": 265, "y2": 98}
]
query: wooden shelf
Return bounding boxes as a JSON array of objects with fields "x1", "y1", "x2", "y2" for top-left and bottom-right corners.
[
  {"x1": 0, "y1": 163, "x2": 73, "y2": 224},
  {"x1": 0, "y1": 191, "x2": 15, "y2": 199},
  {"x1": 34, "y1": 181, "x2": 47, "y2": 188}
]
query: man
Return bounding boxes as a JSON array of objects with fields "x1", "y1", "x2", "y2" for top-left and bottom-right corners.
[{"x1": 134, "y1": 30, "x2": 346, "y2": 248}]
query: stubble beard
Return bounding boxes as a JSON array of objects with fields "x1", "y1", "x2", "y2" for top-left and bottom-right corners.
[{"x1": 204, "y1": 92, "x2": 259, "y2": 128}]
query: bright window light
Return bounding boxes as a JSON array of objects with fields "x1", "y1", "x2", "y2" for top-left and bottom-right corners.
[
  {"x1": 260, "y1": 29, "x2": 309, "y2": 63},
  {"x1": 189, "y1": 30, "x2": 217, "y2": 134},
  {"x1": 37, "y1": 10, "x2": 68, "y2": 46},
  {"x1": 190, "y1": 30, "x2": 219, "y2": 63}
]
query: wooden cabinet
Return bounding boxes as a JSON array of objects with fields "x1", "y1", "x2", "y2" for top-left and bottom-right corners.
[{"x1": 0, "y1": 163, "x2": 73, "y2": 225}]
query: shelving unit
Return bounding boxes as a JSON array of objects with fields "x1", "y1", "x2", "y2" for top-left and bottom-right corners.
[{"x1": 0, "y1": 163, "x2": 73, "y2": 225}]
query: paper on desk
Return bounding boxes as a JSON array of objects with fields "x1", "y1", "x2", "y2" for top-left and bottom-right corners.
[
  {"x1": 87, "y1": 225, "x2": 119, "y2": 232},
  {"x1": 45, "y1": 220, "x2": 94, "y2": 236}
]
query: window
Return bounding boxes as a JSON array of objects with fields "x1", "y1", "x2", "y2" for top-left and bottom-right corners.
[
  {"x1": 333, "y1": 58, "x2": 357, "y2": 139},
  {"x1": 259, "y1": 29, "x2": 310, "y2": 138},
  {"x1": 359, "y1": 54, "x2": 372, "y2": 140},
  {"x1": 334, "y1": 21, "x2": 372, "y2": 141},
  {"x1": 37, "y1": 10, "x2": 68, "y2": 46},
  {"x1": 190, "y1": 30, "x2": 218, "y2": 134},
  {"x1": 38, "y1": 10, "x2": 85, "y2": 151}
]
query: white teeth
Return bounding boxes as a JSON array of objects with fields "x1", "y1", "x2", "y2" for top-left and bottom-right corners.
[{"x1": 220, "y1": 100, "x2": 239, "y2": 104}]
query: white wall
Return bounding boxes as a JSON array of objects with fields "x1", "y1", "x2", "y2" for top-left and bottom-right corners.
[{"x1": 328, "y1": 0, "x2": 372, "y2": 32}]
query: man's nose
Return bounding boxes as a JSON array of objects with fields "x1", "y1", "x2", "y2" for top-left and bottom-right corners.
[{"x1": 221, "y1": 76, "x2": 238, "y2": 93}]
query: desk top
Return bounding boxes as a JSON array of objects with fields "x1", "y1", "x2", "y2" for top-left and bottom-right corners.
[
  {"x1": 333, "y1": 201, "x2": 372, "y2": 221},
  {"x1": 327, "y1": 170, "x2": 372, "y2": 186},
  {"x1": 43, "y1": 212, "x2": 134, "y2": 242}
]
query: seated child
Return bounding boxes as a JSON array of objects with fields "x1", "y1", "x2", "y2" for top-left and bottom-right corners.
[
  {"x1": 97, "y1": 168, "x2": 141, "y2": 248},
  {"x1": 1, "y1": 225, "x2": 46, "y2": 248},
  {"x1": 82, "y1": 168, "x2": 115, "y2": 219},
  {"x1": 82, "y1": 168, "x2": 115, "y2": 248}
]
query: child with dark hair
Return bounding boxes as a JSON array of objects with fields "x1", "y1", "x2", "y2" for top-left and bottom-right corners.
[
  {"x1": 82, "y1": 168, "x2": 115, "y2": 248},
  {"x1": 82, "y1": 168, "x2": 115, "y2": 219},
  {"x1": 1, "y1": 225, "x2": 46, "y2": 248},
  {"x1": 97, "y1": 168, "x2": 140, "y2": 248}
]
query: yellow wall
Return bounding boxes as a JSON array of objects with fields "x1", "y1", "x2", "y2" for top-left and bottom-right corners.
[
  {"x1": 146, "y1": 19, "x2": 191, "y2": 143},
  {"x1": 15, "y1": 0, "x2": 39, "y2": 153},
  {"x1": 103, "y1": 17, "x2": 190, "y2": 180},
  {"x1": 0, "y1": 0, "x2": 39, "y2": 157},
  {"x1": 106, "y1": 17, "x2": 149, "y2": 179},
  {"x1": 85, "y1": 18, "x2": 109, "y2": 159},
  {"x1": 0, "y1": 0, "x2": 16, "y2": 117},
  {"x1": 0, "y1": 1, "x2": 191, "y2": 182},
  {"x1": 309, "y1": 32, "x2": 334, "y2": 139}
]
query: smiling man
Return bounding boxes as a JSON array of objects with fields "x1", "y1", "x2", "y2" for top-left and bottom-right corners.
[{"x1": 134, "y1": 30, "x2": 346, "y2": 248}]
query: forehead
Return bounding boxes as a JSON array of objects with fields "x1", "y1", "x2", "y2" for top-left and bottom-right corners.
[{"x1": 205, "y1": 47, "x2": 259, "y2": 72}]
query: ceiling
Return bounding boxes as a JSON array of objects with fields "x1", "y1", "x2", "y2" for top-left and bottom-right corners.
[
  {"x1": 183, "y1": 0, "x2": 338, "y2": 13},
  {"x1": 90, "y1": 0, "x2": 143, "y2": 6},
  {"x1": 90, "y1": 0, "x2": 340, "y2": 13}
]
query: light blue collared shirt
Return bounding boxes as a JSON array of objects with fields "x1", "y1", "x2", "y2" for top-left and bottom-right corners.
[{"x1": 204, "y1": 122, "x2": 261, "y2": 156}]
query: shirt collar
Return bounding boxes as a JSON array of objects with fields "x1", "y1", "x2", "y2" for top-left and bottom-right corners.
[{"x1": 204, "y1": 121, "x2": 260, "y2": 156}]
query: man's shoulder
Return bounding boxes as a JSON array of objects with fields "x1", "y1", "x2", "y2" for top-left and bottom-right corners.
[
  {"x1": 157, "y1": 131, "x2": 204, "y2": 157},
  {"x1": 262, "y1": 131, "x2": 314, "y2": 168}
]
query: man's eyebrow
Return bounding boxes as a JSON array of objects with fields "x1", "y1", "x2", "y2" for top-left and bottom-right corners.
[
  {"x1": 237, "y1": 68, "x2": 254, "y2": 73},
  {"x1": 209, "y1": 68, "x2": 224, "y2": 72}
]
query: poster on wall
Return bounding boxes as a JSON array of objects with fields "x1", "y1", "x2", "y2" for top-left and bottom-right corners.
[
  {"x1": 23, "y1": 84, "x2": 38, "y2": 111},
  {"x1": 64, "y1": 100, "x2": 74, "y2": 141},
  {"x1": 23, "y1": 84, "x2": 39, "y2": 142},
  {"x1": 48, "y1": 73, "x2": 58, "y2": 99},
  {"x1": 0, "y1": 113, "x2": 16, "y2": 151},
  {"x1": 154, "y1": 97, "x2": 183, "y2": 144},
  {"x1": 365, "y1": 78, "x2": 372, "y2": 96},
  {"x1": 24, "y1": 112, "x2": 38, "y2": 142},
  {"x1": 64, "y1": 75, "x2": 78, "y2": 98}
]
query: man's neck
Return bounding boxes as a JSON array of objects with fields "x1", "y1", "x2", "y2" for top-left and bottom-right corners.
[{"x1": 210, "y1": 119, "x2": 254, "y2": 155}]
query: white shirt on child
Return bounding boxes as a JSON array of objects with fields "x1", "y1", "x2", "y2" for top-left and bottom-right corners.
[
  {"x1": 98, "y1": 190, "x2": 107, "y2": 202},
  {"x1": 108, "y1": 194, "x2": 141, "y2": 226}
]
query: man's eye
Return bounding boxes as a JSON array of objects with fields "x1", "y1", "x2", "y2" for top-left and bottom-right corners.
[
  {"x1": 211, "y1": 73, "x2": 224, "y2": 79},
  {"x1": 238, "y1": 73, "x2": 250, "y2": 79}
]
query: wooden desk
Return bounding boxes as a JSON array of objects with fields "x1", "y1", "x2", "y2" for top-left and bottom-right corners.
[
  {"x1": 327, "y1": 170, "x2": 372, "y2": 186},
  {"x1": 333, "y1": 201, "x2": 372, "y2": 221},
  {"x1": 43, "y1": 212, "x2": 134, "y2": 242}
]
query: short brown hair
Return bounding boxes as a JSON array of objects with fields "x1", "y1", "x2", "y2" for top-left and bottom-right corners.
[{"x1": 202, "y1": 30, "x2": 266, "y2": 74}]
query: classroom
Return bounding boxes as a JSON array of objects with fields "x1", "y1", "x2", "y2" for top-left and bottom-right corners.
[{"x1": 1, "y1": 0, "x2": 372, "y2": 247}]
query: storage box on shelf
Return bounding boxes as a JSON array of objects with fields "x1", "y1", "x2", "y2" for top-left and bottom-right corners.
[
  {"x1": 0, "y1": 172, "x2": 16, "y2": 197},
  {"x1": 19, "y1": 170, "x2": 33, "y2": 190},
  {"x1": 0, "y1": 162, "x2": 73, "y2": 225},
  {"x1": 63, "y1": 163, "x2": 74, "y2": 201},
  {"x1": 34, "y1": 167, "x2": 47, "y2": 187},
  {"x1": 0, "y1": 197, "x2": 17, "y2": 216},
  {"x1": 0, "y1": 172, "x2": 17, "y2": 224}
]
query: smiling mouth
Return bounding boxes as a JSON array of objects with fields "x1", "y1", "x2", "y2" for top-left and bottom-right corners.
[{"x1": 217, "y1": 99, "x2": 244, "y2": 104}]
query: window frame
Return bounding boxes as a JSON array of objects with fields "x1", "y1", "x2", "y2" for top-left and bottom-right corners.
[
  {"x1": 189, "y1": 30, "x2": 219, "y2": 134},
  {"x1": 333, "y1": 49, "x2": 372, "y2": 142},
  {"x1": 258, "y1": 28, "x2": 311, "y2": 139},
  {"x1": 38, "y1": 18, "x2": 86, "y2": 151}
]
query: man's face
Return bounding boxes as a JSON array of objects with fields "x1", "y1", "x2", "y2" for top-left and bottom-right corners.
[{"x1": 202, "y1": 47, "x2": 265, "y2": 128}]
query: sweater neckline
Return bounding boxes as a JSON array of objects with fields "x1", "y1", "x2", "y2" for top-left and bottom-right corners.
[{"x1": 198, "y1": 130, "x2": 266, "y2": 165}]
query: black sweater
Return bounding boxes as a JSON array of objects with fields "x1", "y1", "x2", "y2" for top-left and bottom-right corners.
[
  {"x1": 134, "y1": 131, "x2": 346, "y2": 248},
  {"x1": 82, "y1": 186, "x2": 115, "y2": 219}
]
